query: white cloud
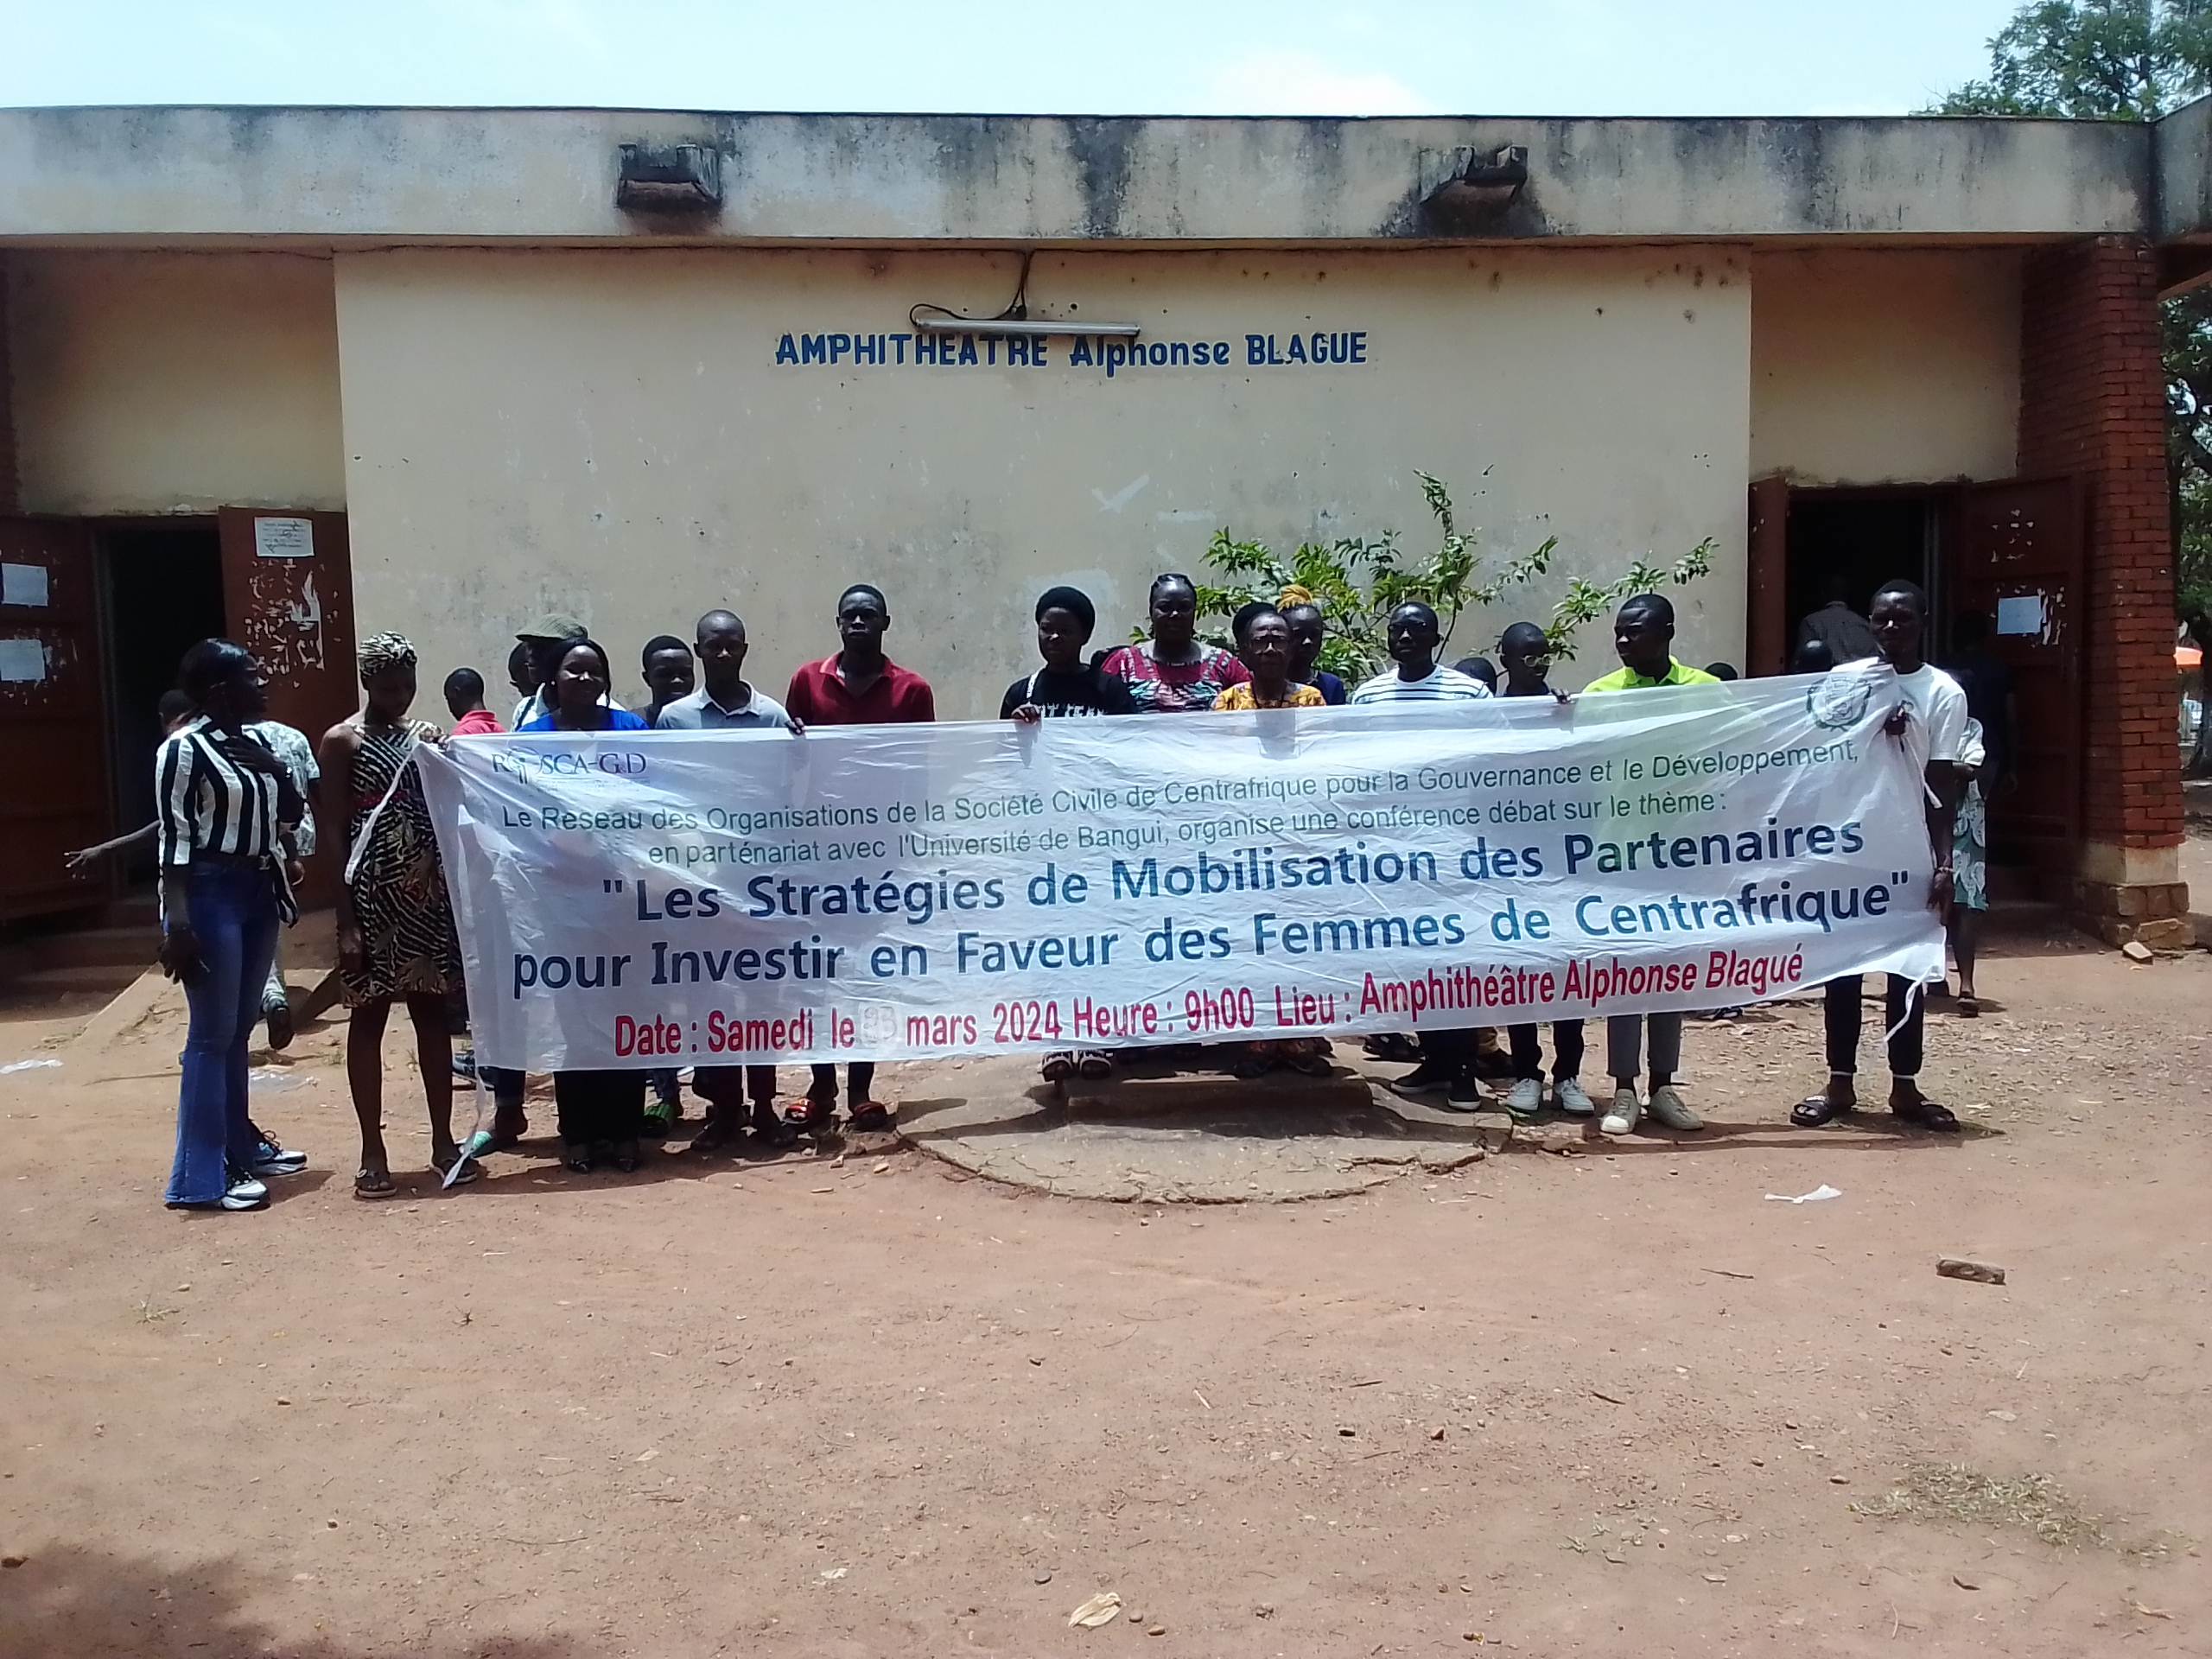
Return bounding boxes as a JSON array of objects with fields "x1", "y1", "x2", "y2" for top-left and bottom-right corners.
[{"x1": 1198, "y1": 48, "x2": 1437, "y2": 117}]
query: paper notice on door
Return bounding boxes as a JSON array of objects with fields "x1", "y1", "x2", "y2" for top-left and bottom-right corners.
[
  {"x1": 253, "y1": 517, "x2": 314, "y2": 560},
  {"x1": 1994, "y1": 594, "x2": 2046, "y2": 637},
  {"x1": 0, "y1": 638, "x2": 47, "y2": 683},
  {"x1": 1, "y1": 562, "x2": 50, "y2": 608}
]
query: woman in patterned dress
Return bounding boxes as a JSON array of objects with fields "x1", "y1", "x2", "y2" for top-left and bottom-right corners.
[
  {"x1": 318, "y1": 633, "x2": 469, "y2": 1198},
  {"x1": 1100, "y1": 573, "x2": 1251, "y2": 712},
  {"x1": 1948, "y1": 715, "x2": 1990, "y2": 1017}
]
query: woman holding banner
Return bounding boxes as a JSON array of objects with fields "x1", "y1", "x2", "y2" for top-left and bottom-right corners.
[{"x1": 520, "y1": 638, "x2": 652, "y2": 1170}]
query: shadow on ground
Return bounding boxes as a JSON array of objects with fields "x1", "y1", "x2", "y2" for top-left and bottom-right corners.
[{"x1": 0, "y1": 1541, "x2": 583, "y2": 1658}]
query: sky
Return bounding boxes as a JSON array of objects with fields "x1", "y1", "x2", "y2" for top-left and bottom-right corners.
[{"x1": 0, "y1": 0, "x2": 2021, "y2": 117}]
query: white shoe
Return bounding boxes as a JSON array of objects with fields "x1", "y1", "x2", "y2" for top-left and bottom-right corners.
[
  {"x1": 1505, "y1": 1077, "x2": 1543, "y2": 1119},
  {"x1": 221, "y1": 1175, "x2": 269, "y2": 1210},
  {"x1": 1599, "y1": 1087, "x2": 1641, "y2": 1135},
  {"x1": 1645, "y1": 1084, "x2": 1703, "y2": 1131},
  {"x1": 1553, "y1": 1077, "x2": 1596, "y2": 1116}
]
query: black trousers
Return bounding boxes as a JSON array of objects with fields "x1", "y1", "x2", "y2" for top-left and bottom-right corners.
[
  {"x1": 694, "y1": 1065, "x2": 781, "y2": 1114},
  {"x1": 1507, "y1": 1020, "x2": 1586, "y2": 1080},
  {"x1": 810, "y1": 1063, "x2": 876, "y2": 1101},
  {"x1": 1823, "y1": 976, "x2": 1925, "y2": 1078},
  {"x1": 555, "y1": 1070, "x2": 646, "y2": 1146}
]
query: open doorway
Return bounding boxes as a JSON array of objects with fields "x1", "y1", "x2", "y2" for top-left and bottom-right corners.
[
  {"x1": 101, "y1": 520, "x2": 226, "y2": 860},
  {"x1": 1782, "y1": 490, "x2": 1950, "y2": 650}
]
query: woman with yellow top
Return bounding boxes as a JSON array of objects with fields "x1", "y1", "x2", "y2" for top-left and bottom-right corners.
[{"x1": 1217, "y1": 609, "x2": 1331, "y2": 1077}]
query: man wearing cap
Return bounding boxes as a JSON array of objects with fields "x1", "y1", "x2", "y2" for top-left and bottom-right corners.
[{"x1": 512, "y1": 613, "x2": 626, "y2": 729}]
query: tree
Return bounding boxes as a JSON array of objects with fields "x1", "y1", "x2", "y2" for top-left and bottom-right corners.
[
  {"x1": 1197, "y1": 472, "x2": 1713, "y2": 681},
  {"x1": 1938, "y1": 0, "x2": 2212, "y2": 769},
  {"x1": 1937, "y1": 0, "x2": 2210, "y2": 118}
]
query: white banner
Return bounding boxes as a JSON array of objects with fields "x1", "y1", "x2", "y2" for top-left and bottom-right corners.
[{"x1": 416, "y1": 666, "x2": 1943, "y2": 1071}]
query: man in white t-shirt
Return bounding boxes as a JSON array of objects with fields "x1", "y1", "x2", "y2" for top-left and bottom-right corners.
[
  {"x1": 1350, "y1": 603, "x2": 1495, "y2": 705},
  {"x1": 1790, "y1": 579, "x2": 1967, "y2": 1134}
]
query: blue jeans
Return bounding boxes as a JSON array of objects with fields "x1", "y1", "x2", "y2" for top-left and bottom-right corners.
[{"x1": 166, "y1": 861, "x2": 279, "y2": 1205}]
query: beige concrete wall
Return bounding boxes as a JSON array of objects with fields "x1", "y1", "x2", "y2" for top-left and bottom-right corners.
[
  {"x1": 1750, "y1": 249, "x2": 2020, "y2": 486},
  {"x1": 8, "y1": 251, "x2": 346, "y2": 515},
  {"x1": 335, "y1": 245, "x2": 1751, "y2": 717}
]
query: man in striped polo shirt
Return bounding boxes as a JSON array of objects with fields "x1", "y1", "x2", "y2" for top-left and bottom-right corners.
[{"x1": 1349, "y1": 603, "x2": 1495, "y2": 704}]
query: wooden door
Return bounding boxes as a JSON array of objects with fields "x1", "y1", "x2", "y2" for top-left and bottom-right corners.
[
  {"x1": 1950, "y1": 477, "x2": 2083, "y2": 871},
  {"x1": 0, "y1": 520, "x2": 110, "y2": 922},
  {"x1": 218, "y1": 509, "x2": 356, "y2": 906},
  {"x1": 1746, "y1": 476, "x2": 1790, "y2": 676}
]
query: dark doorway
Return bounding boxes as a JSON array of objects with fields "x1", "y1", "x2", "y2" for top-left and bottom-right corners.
[
  {"x1": 1782, "y1": 493, "x2": 1948, "y2": 649},
  {"x1": 102, "y1": 521, "x2": 225, "y2": 856}
]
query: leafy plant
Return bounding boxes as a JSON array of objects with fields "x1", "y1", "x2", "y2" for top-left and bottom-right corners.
[{"x1": 1189, "y1": 471, "x2": 1713, "y2": 679}]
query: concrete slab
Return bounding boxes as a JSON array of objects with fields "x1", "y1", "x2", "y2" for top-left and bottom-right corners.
[{"x1": 893, "y1": 1049, "x2": 1497, "y2": 1205}]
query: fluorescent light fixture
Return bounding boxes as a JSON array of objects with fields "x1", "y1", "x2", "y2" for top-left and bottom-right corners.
[{"x1": 910, "y1": 308, "x2": 1141, "y2": 340}]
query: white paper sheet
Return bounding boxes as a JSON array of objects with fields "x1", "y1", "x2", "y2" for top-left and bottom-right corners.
[
  {"x1": 1994, "y1": 594, "x2": 2045, "y2": 637},
  {"x1": 253, "y1": 517, "x2": 314, "y2": 560},
  {"x1": 0, "y1": 562, "x2": 49, "y2": 608},
  {"x1": 0, "y1": 638, "x2": 47, "y2": 682}
]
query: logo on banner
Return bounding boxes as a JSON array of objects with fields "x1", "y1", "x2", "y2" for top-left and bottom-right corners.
[{"x1": 1808, "y1": 676, "x2": 1873, "y2": 730}]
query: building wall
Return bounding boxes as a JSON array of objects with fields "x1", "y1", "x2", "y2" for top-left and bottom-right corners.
[
  {"x1": 335, "y1": 245, "x2": 1751, "y2": 717},
  {"x1": 2018, "y1": 237, "x2": 2183, "y2": 896},
  {"x1": 8, "y1": 251, "x2": 346, "y2": 515},
  {"x1": 1749, "y1": 249, "x2": 2020, "y2": 486}
]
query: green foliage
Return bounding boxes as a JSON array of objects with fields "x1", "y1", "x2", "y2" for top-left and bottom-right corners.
[
  {"x1": 1933, "y1": 0, "x2": 2210, "y2": 119},
  {"x1": 1192, "y1": 472, "x2": 1714, "y2": 680}
]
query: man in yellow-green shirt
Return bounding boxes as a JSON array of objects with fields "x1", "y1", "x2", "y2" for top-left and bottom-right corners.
[{"x1": 1580, "y1": 594, "x2": 1719, "y2": 1135}]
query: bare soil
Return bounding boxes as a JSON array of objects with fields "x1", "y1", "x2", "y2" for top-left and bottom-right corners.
[{"x1": 0, "y1": 932, "x2": 2205, "y2": 1657}]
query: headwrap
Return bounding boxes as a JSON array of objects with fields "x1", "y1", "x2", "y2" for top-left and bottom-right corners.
[
  {"x1": 358, "y1": 632, "x2": 416, "y2": 682},
  {"x1": 1035, "y1": 585, "x2": 1096, "y2": 633},
  {"x1": 1278, "y1": 582, "x2": 1316, "y2": 608}
]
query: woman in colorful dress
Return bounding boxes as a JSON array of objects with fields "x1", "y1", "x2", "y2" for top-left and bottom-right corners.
[
  {"x1": 1948, "y1": 715, "x2": 1990, "y2": 1016},
  {"x1": 1101, "y1": 573, "x2": 1250, "y2": 712},
  {"x1": 1215, "y1": 610, "x2": 1332, "y2": 1078},
  {"x1": 319, "y1": 633, "x2": 470, "y2": 1199},
  {"x1": 519, "y1": 639, "x2": 654, "y2": 1172}
]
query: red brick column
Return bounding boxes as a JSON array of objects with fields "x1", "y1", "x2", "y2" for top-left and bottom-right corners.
[{"x1": 2018, "y1": 236, "x2": 2190, "y2": 945}]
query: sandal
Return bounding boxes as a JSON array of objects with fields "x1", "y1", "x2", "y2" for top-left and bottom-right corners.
[
  {"x1": 1039, "y1": 1052, "x2": 1076, "y2": 1083},
  {"x1": 685, "y1": 1113, "x2": 741, "y2": 1155},
  {"x1": 847, "y1": 1102, "x2": 892, "y2": 1134},
  {"x1": 563, "y1": 1141, "x2": 594, "y2": 1173},
  {"x1": 1789, "y1": 1093, "x2": 1853, "y2": 1128},
  {"x1": 788, "y1": 1098, "x2": 839, "y2": 1140},
  {"x1": 430, "y1": 1149, "x2": 484, "y2": 1187},
  {"x1": 1890, "y1": 1096, "x2": 1961, "y2": 1134},
  {"x1": 1956, "y1": 994, "x2": 1980, "y2": 1019},
  {"x1": 353, "y1": 1168, "x2": 399, "y2": 1200},
  {"x1": 750, "y1": 1110, "x2": 798, "y2": 1149},
  {"x1": 1076, "y1": 1051, "x2": 1113, "y2": 1080}
]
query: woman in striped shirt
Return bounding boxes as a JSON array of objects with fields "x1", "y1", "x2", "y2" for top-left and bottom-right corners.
[{"x1": 157, "y1": 640, "x2": 303, "y2": 1211}]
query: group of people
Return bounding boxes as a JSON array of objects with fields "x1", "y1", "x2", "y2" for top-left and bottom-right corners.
[{"x1": 129, "y1": 569, "x2": 1978, "y2": 1214}]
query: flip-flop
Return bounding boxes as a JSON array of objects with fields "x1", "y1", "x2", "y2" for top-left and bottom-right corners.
[
  {"x1": 1890, "y1": 1097, "x2": 1961, "y2": 1134},
  {"x1": 847, "y1": 1103, "x2": 892, "y2": 1134},
  {"x1": 431, "y1": 1151, "x2": 483, "y2": 1186},
  {"x1": 1076, "y1": 1051, "x2": 1113, "y2": 1080},
  {"x1": 1789, "y1": 1094, "x2": 1852, "y2": 1128},
  {"x1": 1956, "y1": 995, "x2": 1980, "y2": 1019},
  {"x1": 353, "y1": 1168, "x2": 399, "y2": 1200}
]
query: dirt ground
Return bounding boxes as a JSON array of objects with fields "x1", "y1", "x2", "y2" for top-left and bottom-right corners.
[{"x1": 0, "y1": 925, "x2": 2206, "y2": 1658}]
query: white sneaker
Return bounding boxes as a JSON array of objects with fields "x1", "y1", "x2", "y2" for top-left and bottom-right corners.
[
  {"x1": 1505, "y1": 1077, "x2": 1543, "y2": 1119},
  {"x1": 251, "y1": 1136, "x2": 308, "y2": 1176},
  {"x1": 221, "y1": 1175, "x2": 269, "y2": 1210},
  {"x1": 1645, "y1": 1084, "x2": 1703, "y2": 1131},
  {"x1": 1553, "y1": 1077, "x2": 1596, "y2": 1116},
  {"x1": 1599, "y1": 1087, "x2": 1641, "y2": 1135}
]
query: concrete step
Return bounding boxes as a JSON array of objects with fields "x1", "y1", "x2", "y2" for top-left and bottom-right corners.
[{"x1": 32, "y1": 925, "x2": 159, "y2": 970}]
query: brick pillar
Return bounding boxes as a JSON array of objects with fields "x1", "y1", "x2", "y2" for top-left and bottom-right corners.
[{"x1": 2018, "y1": 237, "x2": 2190, "y2": 947}]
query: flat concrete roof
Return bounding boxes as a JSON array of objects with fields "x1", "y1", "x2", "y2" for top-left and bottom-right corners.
[{"x1": 0, "y1": 104, "x2": 2198, "y2": 248}]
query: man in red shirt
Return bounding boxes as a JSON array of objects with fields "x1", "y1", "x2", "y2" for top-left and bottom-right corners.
[{"x1": 784, "y1": 583, "x2": 936, "y2": 1135}]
